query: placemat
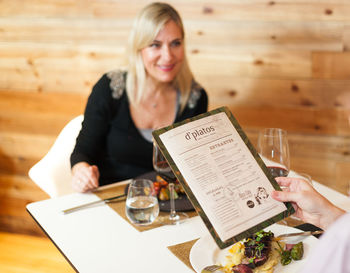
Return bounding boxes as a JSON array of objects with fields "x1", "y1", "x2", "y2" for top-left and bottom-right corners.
[
  {"x1": 167, "y1": 238, "x2": 199, "y2": 272},
  {"x1": 94, "y1": 183, "x2": 197, "y2": 232}
]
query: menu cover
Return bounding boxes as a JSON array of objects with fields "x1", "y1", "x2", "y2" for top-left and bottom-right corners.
[{"x1": 152, "y1": 107, "x2": 294, "y2": 249}]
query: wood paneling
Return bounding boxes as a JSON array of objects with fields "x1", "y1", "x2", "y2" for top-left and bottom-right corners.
[
  {"x1": 2, "y1": 0, "x2": 350, "y2": 21},
  {"x1": 1, "y1": 0, "x2": 350, "y2": 237},
  {"x1": 230, "y1": 105, "x2": 349, "y2": 136}
]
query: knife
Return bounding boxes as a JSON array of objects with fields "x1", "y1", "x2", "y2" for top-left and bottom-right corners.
[
  {"x1": 62, "y1": 193, "x2": 126, "y2": 214},
  {"x1": 277, "y1": 230, "x2": 323, "y2": 239}
]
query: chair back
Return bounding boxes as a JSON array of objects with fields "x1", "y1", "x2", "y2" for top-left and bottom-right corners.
[{"x1": 28, "y1": 115, "x2": 84, "y2": 197}]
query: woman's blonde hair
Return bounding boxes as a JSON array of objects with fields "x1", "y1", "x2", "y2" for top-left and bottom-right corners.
[{"x1": 126, "y1": 2, "x2": 193, "y2": 112}]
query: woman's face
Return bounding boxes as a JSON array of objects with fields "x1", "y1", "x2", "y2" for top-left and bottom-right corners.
[{"x1": 141, "y1": 20, "x2": 184, "y2": 84}]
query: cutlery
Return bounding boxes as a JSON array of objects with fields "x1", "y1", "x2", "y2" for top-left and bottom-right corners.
[
  {"x1": 201, "y1": 265, "x2": 225, "y2": 273},
  {"x1": 276, "y1": 230, "x2": 323, "y2": 239},
  {"x1": 62, "y1": 193, "x2": 126, "y2": 214}
]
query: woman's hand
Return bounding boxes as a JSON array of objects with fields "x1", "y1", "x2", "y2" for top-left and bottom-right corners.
[
  {"x1": 71, "y1": 162, "x2": 99, "y2": 192},
  {"x1": 271, "y1": 177, "x2": 345, "y2": 230}
]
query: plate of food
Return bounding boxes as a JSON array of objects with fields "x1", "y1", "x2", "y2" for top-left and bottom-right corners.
[
  {"x1": 190, "y1": 224, "x2": 318, "y2": 273},
  {"x1": 125, "y1": 171, "x2": 195, "y2": 212}
]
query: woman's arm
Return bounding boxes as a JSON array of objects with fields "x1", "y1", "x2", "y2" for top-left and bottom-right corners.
[{"x1": 70, "y1": 74, "x2": 115, "y2": 192}]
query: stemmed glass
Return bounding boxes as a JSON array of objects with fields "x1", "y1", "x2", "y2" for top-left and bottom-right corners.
[
  {"x1": 257, "y1": 128, "x2": 290, "y2": 179},
  {"x1": 125, "y1": 179, "x2": 159, "y2": 226},
  {"x1": 258, "y1": 128, "x2": 292, "y2": 226},
  {"x1": 153, "y1": 141, "x2": 189, "y2": 225}
]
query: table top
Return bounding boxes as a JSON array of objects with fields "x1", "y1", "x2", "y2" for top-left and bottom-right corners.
[{"x1": 27, "y1": 178, "x2": 350, "y2": 273}]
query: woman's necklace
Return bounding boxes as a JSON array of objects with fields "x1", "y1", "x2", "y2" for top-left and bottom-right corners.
[{"x1": 151, "y1": 90, "x2": 162, "y2": 108}]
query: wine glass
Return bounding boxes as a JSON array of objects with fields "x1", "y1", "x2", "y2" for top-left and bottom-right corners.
[
  {"x1": 125, "y1": 179, "x2": 159, "y2": 226},
  {"x1": 257, "y1": 128, "x2": 290, "y2": 179},
  {"x1": 153, "y1": 141, "x2": 189, "y2": 225}
]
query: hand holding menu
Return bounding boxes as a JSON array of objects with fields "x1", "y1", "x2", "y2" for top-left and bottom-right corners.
[{"x1": 152, "y1": 107, "x2": 294, "y2": 249}]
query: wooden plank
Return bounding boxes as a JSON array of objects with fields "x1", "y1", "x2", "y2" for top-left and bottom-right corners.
[
  {"x1": 312, "y1": 51, "x2": 350, "y2": 79},
  {"x1": 0, "y1": 112, "x2": 82, "y2": 135},
  {"x1": 0, "y1": 173, "x2": 49, "y2": 201},
  {"x1": 0, "y1": 90, "x2": 85, "y2": 115},
  {"x1": 0, "y1": 232, "x2": 75, "y2": 273},
  {"x1": 0, "y1": 155, "x2": 37, "y2": 177},
  {"x1": 197, "y1": 75, "x2": 350, "y2": 108},
  {"x1": 0, "y1": 91, "x2": 87, "y2": 134},
  {"x1": 190, "y1": 49, "x2": 311, "y2": 79},
  {"x1": 0, "y1": 132, "x2": 54, "y2": 162},
  {"x1": 0, "y1": 144, "x2": 47, "y2": 177},
  {"x1": 0, "y1": 18, "x2": 343, "y2": 52},
  {"x1": 1, "y1": 0, "x2": 350, "y2": 22},
  {"x1": 0, "y1": 174, "x2": 49, "y2": 236},
  {"x1": 0, "y1": 18, "x2": 132, "y2": 44},
  {"x1": 0, "y1": 43, "x2": 125, "y2": 93},
  {"x1": 186, "y1": 21, "x2": 343, "y2": 51},
  {"x1": 218, "y1": 105, "x2": 350, "y2": 136}
]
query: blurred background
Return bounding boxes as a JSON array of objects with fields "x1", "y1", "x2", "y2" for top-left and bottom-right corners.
[{"x1": 1, "y1": 0, "x2": 350, "y2": 270}]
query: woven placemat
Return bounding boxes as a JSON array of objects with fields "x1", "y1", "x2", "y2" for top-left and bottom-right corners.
[
  {"x1": 167, "y1": 238, "x2": 199, "y2": 272},
  {"x1": 94, "y1": 183, "x2": 197, "y2": 232}
]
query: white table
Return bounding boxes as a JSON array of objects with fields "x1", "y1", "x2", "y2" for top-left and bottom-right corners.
[{"x1": 27, "y1": 180, "x2": 350, "y2": 273}]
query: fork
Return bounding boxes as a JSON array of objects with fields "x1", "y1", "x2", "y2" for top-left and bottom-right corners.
[{"x1": 201, "y1": 265, "x2": 225, "y2": 273}]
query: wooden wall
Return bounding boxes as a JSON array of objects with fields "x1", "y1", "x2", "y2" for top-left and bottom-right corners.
[{"x1": 1, "y1": 0, "x2": 350, "y2": 235}]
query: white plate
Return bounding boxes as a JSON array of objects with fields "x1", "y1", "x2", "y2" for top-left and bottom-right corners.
[{"x1": 190, "y1": 224, "x2": 319, "y2": 273}]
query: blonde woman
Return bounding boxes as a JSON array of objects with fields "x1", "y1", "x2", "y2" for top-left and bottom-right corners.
[{"x1": 70, "y1": 2, "x2": 208, "y2": 192}]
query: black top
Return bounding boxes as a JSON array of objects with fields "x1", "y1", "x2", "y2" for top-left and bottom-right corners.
[{"x1": 70, "y1": 70, "x2": 208, "y2": 185}]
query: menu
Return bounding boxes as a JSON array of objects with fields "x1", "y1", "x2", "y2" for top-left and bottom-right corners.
[{"x1": 152, "y1": 107, "x2": 294, "y2": 249}]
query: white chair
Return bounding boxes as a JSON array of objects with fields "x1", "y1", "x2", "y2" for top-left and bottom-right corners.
[{"x1": 28, "y1": 115, "x2": 84, "y2": 198}]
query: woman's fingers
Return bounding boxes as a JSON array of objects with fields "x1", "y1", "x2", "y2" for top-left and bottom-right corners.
[
  {"x1": 72, "y1": 165, "x2": 99, "y2": 192},
  {"x1": 72, "y1": 176, "x2": 87, "y2": 192},
  {"x1": 89, "y1": 166, "x2": 99, "y2": 188},
  {"x1": 275, "y1": 177, "x2": 293, "y2": 187},
  {"x1": 271, "y1": 189, "x2": 299, "y2": 203}
]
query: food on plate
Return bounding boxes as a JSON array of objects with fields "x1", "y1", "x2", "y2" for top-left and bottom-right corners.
[
  {"x1": 222, "y1": 230, "x2": 304, "y2": 273},
  {"x1": 153, "y1": 175, "x2": 185, "y2": 201},
  {"x1": 290, "y1": 242, "x2": 304, "y2": 261},
  {"x1": 276, "y1": 241, "x2": 304, "y2": 266}
]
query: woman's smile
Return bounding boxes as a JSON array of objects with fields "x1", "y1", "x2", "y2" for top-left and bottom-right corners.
[{"x1": 157, "y1": 64, "x2": 176, "y2": 72}]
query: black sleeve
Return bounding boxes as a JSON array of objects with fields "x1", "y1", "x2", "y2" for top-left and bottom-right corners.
[{"x1": 70, "y1": 74, "x2": 114, "y2": 168}]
